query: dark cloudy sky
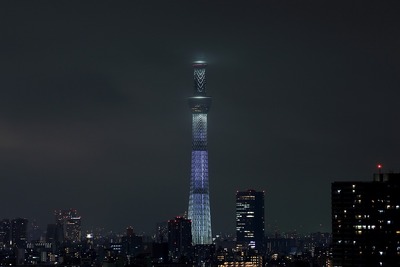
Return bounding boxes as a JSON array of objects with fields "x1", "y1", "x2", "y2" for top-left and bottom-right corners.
[{"x1": 1, "y1": 1, "x2": 400, "y2": 235}]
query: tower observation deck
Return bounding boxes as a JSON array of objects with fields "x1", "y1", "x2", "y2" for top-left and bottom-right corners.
[{"x1": 188, "y1": 61, "x2": 212, "y2": 245}]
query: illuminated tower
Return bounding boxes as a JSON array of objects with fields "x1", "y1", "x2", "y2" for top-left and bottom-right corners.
[{"x1": 188, "y1": 61, "x2": 212, "y2": 245}]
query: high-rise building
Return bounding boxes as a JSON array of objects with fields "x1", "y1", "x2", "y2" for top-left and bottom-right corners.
[
  {"x1": 11, "y1": 218, "x2": 28, "y2": 248},
  {"x1": 155, "y1": 221, "x2": 168, "y2": 243},
  {"x1": 29, "y1": 219, "x2": 41, "y2": 241},
  {"x1": 236, "y1": 190, "x2": 265, "y2": 251},
  {"x1": 121, "y1": 226, "x2": 143, "y2": 258},
  {"x1": 168, "y1": 216, "x2": 192, "y2": 262},
  {"x1": 54, "y1": 209, "x2": 82, "y2": 243},
  {"x1": 65, "y1": 217, "x2": 82, "y2": 243},
  {"x1": 188, "y1": 61, "x2": 213, "y2": 245},
  {"x1": 331, "y1": 172, "x2": 400, "y2": 266},
  {"x1": 0, "y1": 219, "x2": 11, "y2": 246}
]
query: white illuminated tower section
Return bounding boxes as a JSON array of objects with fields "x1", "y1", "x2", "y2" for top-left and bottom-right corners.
[{"x1": 188, "y1": 61, "x2": 212, "y2": 245}]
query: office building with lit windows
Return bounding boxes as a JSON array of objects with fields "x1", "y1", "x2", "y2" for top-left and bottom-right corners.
[
  {"x1": 65, "y1": 216, "x2": 81, "y2": 243},
  {"x1": 331, "y1": 172, "x2": 400, "y2": 266},
  {"x1": 54, "y1": 209, "x2": 82, "y2": 243},
  {"x1": 236, "y1": 190, "x2": 265, "y2": 251}
]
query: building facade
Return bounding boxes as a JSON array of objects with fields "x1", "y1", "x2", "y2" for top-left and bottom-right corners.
[
  {"x1": 168, "y1": 216, "x2": 192, "y2": 262},
  {"x1": 331, "y1": 173, "x2": 400, "y2": 266},
  {"x1": 0, "y1": 219, "x2": 11, "y2": 246},
  {"x1": 11, "y1": 218, "x2": 28, "y2": 248},
  {"x1": 236, "y1": 190, "x2": 265, "y2": 251},
  {"x1": 188, "y1": 61, "x2": 213, "y2": 245},
  {"x1": 65, "y1": 216, "x2": 82, "y2": 243},
  {"x1": 54, "y1": 209, "x2": 82, "y2": 243}
]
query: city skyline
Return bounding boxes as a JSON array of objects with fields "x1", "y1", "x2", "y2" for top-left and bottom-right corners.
[{"x1": 1, "y1": 1, "x2": 400, "y2": 235}]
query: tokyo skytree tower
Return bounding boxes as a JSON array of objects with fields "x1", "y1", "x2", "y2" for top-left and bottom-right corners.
[{"x1": 187, "y1": 61, "x2": 212, "y2": 245}]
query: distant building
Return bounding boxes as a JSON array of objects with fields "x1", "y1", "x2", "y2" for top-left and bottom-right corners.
[
  {"x1": 65, "y1": 217, "x2": 81, "y2": 243},
  {"x1": 168, "y1": 216, "x2": 192, "y2": 262},
  {"x1": 11, "y1": 218, "x2": 28, "y2": 248},
  {"x1": 218, "y1": 255, "x2": 263, "y2": 267},
  {"x1": 54, "y1": 209, "x2": 81, "y2": 243},
  {"x1": 0, "y1": 219, "x2": 11, "y2": 246},
  {"x1": 331, "y1": 172, "x2": 400, "y2": 266},
  {"x1": 236, "y1": 190, "x2": 265, "y2": 251},
  {"x1": 45, "y1": 224, "x2": 56, "y2": 243},
  {"x1": 29, "y1": 219, "x2": 41, "y2": 241},
  {"x1": 121, "y1": 226, "x2": 143, "y2": 258},
  {"x1": 265, "y1": 237, "x2": 297, "y2": 255},
  {"x1": 155, "y1": 221, "x2": 168, "y2": 243}
]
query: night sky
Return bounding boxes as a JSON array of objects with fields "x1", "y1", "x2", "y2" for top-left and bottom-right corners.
[{"x1": 1, "y1": 1, "x2": 400, "y2": 235}]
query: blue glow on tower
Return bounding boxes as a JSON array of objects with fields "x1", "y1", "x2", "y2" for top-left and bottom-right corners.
[{"x1": 188, "y1": 61, "x2": 212, "y2": 245}]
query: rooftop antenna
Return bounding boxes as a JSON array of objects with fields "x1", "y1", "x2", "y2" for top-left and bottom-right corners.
[
  {"x1": 377, "y1": 164, "x2": 383, "y2": 182},
  {"x1": 377, "y1": 164, "x2": 382, "y2": 175}
]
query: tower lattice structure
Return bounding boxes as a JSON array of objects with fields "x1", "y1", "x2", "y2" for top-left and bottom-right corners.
[{"x1": 188, "y1": 61, "x2": 212, "y2": 245}]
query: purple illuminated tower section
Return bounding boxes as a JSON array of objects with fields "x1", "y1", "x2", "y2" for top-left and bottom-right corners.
[{"x1": 188, "y1": 61, "x2": 212, "y2": 245}]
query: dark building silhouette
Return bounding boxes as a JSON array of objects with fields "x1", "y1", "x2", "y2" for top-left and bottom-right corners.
[
  {"x1": 265, "y1": 237, "x2": 297, "y2": 255},
  {"x1": 193, "y1": 244, "x2": 215, "y2": 266},
  {"x1": 236, "y1": 190, "x2": 265, "y2": 251},
  {"x1": 168, "y1": 216, "x2": 192, "y2": 263},
  {"x1": 332, "y1": 172, "x2": 400, "y2": 266},
  {"x1": 121, "y1": 226, "x2": 143, "y2": 259},
  {"x1": 11, "y1": 218, "x2": 28, "y2": 248},
  {"x1": 0, "y1": 219, "x2": 11, "y2": 246},
  {"x1": 151, "y1": 242, "x2": 169, "y2": 263},
  {"x1": 28, "y1": 219, "x2": 41, "y2": 241},
  {"x1": 155, "y1": 221, "x2": 168, "y2": 243},
  {"x1": 45, "y1": 224, "x2": 56, "y2": 243}
]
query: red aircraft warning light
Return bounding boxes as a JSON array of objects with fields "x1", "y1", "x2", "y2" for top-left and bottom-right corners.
[{"x1": 377, "y1": 164, "x2": 382, "y2": 174}]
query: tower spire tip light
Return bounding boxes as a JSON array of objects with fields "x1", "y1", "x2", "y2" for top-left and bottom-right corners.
[{"x1": 193, "y1": 60, "x2": 207, "y2": 65}]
